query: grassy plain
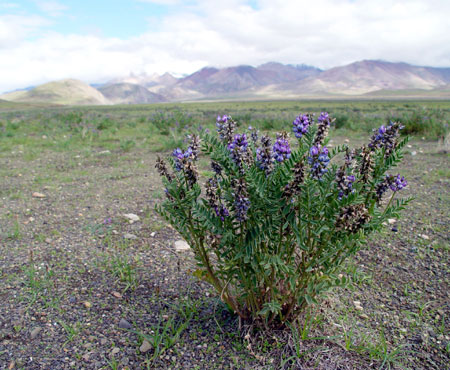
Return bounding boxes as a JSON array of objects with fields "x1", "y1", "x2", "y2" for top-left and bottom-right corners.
[{"x1": 0, "y1": 100, "x2": 449, "y2": 369}]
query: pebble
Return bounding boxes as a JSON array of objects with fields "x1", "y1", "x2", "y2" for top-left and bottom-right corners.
[
  {"x1": 174, "y1": 240, "x2": 190, "y2": 251},
  {"x1": 150, "y1": 232, "x2": 156, "y2": 237},
  {"x1": 32, "y1": 192, "x2": 46, "y2": 198},
  {"x1": 30, "y1": 327, "x2": 42, "y2": 339},
  {"x1": 112, "y1": 291, "x2": 122, "y2": 299},
  {"x1": 123, "y1": 233, "x2": 137, "y2": 240},
  {"x1": 111, "y1": 347, "x2": 120, "y2": 355},
  {"x1": 83, "y1": 301, "x2": 92, "y2": 308},
  {"x1": 118, "y1": 319, "x2": 132, "y2": 329},
  {"x1": 353, "y1": 301, "x2": 363, "y2": 311},
  {"x1": 123, "y1": 213, "x2": 140, "y2": 223},
  {"x1": 388, "y1": 218, "x2": 396, "y2": 224},
  {"x1": 139, "y1": 340, "x2": 152, "y2": 353},
  {"x1": 420, "y1": 234, "x2": 430, "y2": 240}
]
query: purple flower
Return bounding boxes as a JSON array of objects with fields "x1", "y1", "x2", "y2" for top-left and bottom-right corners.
[
  {"x1": 308, "y1": 145, "x2": 330, "y2": 179},
  {"x1": 310, "y1": 146, "x2": 319, "y2": 156},
  {"x1": 172, "y1": 147, "x2": 194, "y2": 171},
  {"x1": 272, "y1": 137, "x2": 291, "y2": 162},
  {"x1": 228, "y1": 134, "x2": 249, "y2": 169},
  {"x1": 389, "y1": 174, "x2": 407, "y2": 192},
  {"x1": 292, "y1": 114, "x2": 311, "y2": 139},
  {"x1": 248, "y1": 126, "x2": 259, "y2": 144},
  {"x1": 216, "y1": 114, "x2": 236, "y2": 144},
  {"x1": 234, "y1": 195, "x2": 250, "y2": 221},
  {"x1": 318, "y1": 112, "x2": 329, "y2": 122},
  {"x1": 214, "y1": 205, "x2": 230, "y2": 221},
  {"x1": 256, "y1": 135, "x2": 274, "y2": 174},
  {"x1": 103, "y1": 217, "x2": 112, "y2": 225}
]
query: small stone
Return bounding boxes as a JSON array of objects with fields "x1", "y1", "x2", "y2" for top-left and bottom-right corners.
[
  {"x1": 30, "y1": 327, "x2": 42, "y2": 339},
  {"x1": 139, "y1": 340, "x2": 152, "y2": 353},
  {"x1": 420, "y1": 234, "x2": 430, "y2": 240},
  {"x1": 118, "y1": 319, "x2": 132, "y2": 329},
  {"x1": 32, "y1": 192, "x2": 46, "y2": 198},
  {"x1": 112, "y1": 291, "x2": 122, "y2": 299},
  {"x1": 45, "y1": 238, "x2": 52, "y2": 244},
  {"x1": 388, "y1": 218, "x2": 396, "y2": 224},
  {"x1": 29, "y1": 217, "x2": 35, "y2": 222},
  {"x1": 150, "y1": 232, "x2": 156, "y2": 237},
  {"x1": 344, "y1": 139, "x2": 350, "y2": 143},
  {"x1": 411, "y1": 151, "x2": 417, "y2": 156},
  {"x1": 101, "y1": 338, "x2": 107, "y2": 345},
  {"x1": 359, "y1": 313, "x2": 369, "y2": 320},
  {"x1": 111, "y1": 347, "x2": 120, "y2": 355},
  {"x1": 83, "y1": 301, "x2": 92, "y2": 308},
  {"x1": 98, "y1": 150, "x2": 111, "y2": 155},
  {"x1": 123, "y1": 213, "x2": 140, "y2": 223},
  {"x1": 123, "y1": 233, "x2": 137, "y2": 240},
  {"x1": 174, "y1": 240, "x2": 190, "y2": 251}
]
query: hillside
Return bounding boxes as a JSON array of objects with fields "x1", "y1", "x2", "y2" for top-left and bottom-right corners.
[
  {"x1": 290, "y1": 60, "x2": 450, "y2": 95},
  {"x1": 0, "y1": 79, "x2": 110, "y2": 105},
  {"x1": 98, "y1": 83, "x2": 166, "y2": 104},
  {"x1": 3, "y1": 60, "x2": 450, "y2": 105}
]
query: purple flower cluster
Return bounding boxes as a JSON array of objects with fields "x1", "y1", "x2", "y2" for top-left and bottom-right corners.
[
  {"x1": 228, "y1": 134, "x2": 249, "y2": 168},
  {"x1": 216, "y1": 114, "x2": 236, "y2": 144},
  {"x1": 375, "y1": 173, "x2": 407, "y2": 203},
  {"x1": 313, "y1": 112, "x2": 331, "y2": 147},
  {"x1": 272, "y1": 136, "x2": 291, "y2": 162},
  {"x1": 256, "y1": 135, "x2": 274, "y2": 174},
  {"x1": 214, "y1": 205, "x2": 230, "y2": 221},
  {"x1": 368, "y1": 121, "x2": 403, "y2": 156},
  {"x1": 338, "y1": 175, "x2": 356, "y2": 200},
  {"x1": 292, "y1": 114, "x2": 311, "y2": 138},
  {"x1": 235, "y1": 194, "x2": 250, "y2": 221},
  {"x1": 172, "y1": 147, "x2": 197, "y2": 187},
  {"x1": 318, "y1": 112, "x2": 329, "y2": 122},
  {"x1": 172, "y1": 147, "x2": 193, "y2": 171},
  {"x1": 232, "y1": 178, "x2": 250, "y2": 221},
  {"x1": 308, "y1": 145, "x2": 330, "y2": 179},
  {"x1": 389, "y1": 174, "x2": 407, "y2": 192},
  {"x1": 206, "y1": 178, "x2": 229, "y2": 222},
  {"x1": 248, "y1": 126, "x2": 259, "y2": 145}
]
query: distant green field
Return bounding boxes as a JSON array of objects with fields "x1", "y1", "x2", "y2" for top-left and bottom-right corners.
[{"x1": 1, "y1": 100, "x2": 449, "y2": 155}]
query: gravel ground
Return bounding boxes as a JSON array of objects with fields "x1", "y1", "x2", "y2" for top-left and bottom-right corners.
[{"x1": 0, "y1": 138, "x2": 448, "y2": 369}]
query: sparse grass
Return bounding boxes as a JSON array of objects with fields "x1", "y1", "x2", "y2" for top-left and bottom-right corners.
[{"x1": 0, "y1": 100, "x2": 448, "y2": 369}]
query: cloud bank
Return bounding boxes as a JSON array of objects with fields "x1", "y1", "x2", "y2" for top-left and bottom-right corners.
[{"x1": 1, "y1": 0, "x2": 449, "y2": 93}]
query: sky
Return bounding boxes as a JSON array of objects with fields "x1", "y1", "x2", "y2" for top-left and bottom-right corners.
[{"x1": 0, "y1": 0, "x2": 449, "y2": 93}]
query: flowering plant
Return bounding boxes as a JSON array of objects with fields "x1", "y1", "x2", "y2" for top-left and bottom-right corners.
[{"x1": 155, "y1": 114, "x2": 411, "y2": 327}]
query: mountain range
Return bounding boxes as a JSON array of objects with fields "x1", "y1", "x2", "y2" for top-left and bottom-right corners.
[{"x1": 2, "y1": 60, "x2": 450, "y2": 106}]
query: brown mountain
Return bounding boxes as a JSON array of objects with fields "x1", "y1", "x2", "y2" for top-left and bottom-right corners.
[
  {"x1": 177, "y1": 63, "x2": 320, "y2": 95},
  {"x1": 290, "y1": 60, "x2": 450, "y2": 95}
]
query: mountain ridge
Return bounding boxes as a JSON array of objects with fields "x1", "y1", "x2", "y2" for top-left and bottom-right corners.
[{"x1": 2, "y1": 60, "x2": 450, "y2": 105}]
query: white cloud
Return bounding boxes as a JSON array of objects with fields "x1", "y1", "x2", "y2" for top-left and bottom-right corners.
[
  {"x1": 0, "y1": 14, "x2": 49, "y2": 48},
  {"x1": 1, "y1": 0, "x2": 449, "y2": 92},
  {"x1": 34, "y1": 1, "x2": 67, "y2": 17}
]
